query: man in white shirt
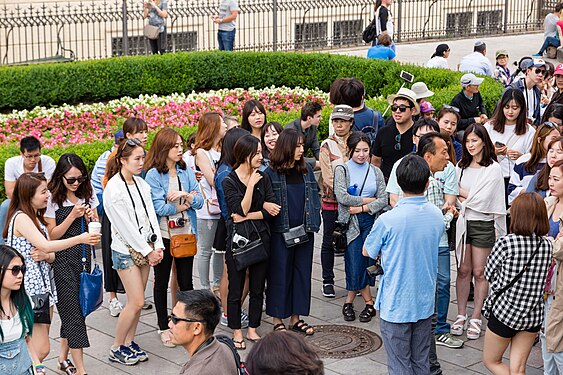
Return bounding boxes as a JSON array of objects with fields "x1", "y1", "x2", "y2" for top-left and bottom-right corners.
[
  {"x1": 459, "y1": 41, "x2": 494, "y2": 77},
  {"x1": 510, "y1": 58, "x2": 545, "y2": 126},
  {"x1": 0, "y1": 136, "x2": 56, "y2": 244}
]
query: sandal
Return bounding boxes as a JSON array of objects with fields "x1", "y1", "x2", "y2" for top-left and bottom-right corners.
[
  {"x1": 342, "y1": 303, "x2": 355, "y2": 321},
  {"x1": 273, "y1": 323, "x2": 287, "y2": 332},
  {"x1": 58, "y1": 359, "x2": 77, "y2": 374},
  {"x1": 467, "y1": 318, "x2": 482, "y2": 340},
  {"x1": 291, "y1": 319, "x2": 314, "y2": 335},
  {"x1": 232, "y1": 338, "x2": 246, "y2": 350},
  {"x1": 450, "y1": 314, "x2": 467, "y2": 336},
  {"x1": 359, "y1": 304, "x2": 376, "y2": 323},
  {"x1": 158, "y1": 329, "x2": 176, "y2": 348}
]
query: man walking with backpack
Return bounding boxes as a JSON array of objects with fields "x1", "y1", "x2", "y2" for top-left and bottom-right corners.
[{"x1": 170, "y1": 290, "x2": 240, "y2": 374}]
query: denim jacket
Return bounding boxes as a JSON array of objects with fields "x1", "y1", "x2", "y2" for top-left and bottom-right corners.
[
  {"x1": 145, "y1": 166, "x2": 204, "y2": 234},
  {"x1": 264, "y1": 165, "x2": 321, "y2": 233},
  {"x1": 214, "y1": 163, "x2": 232, "y2": 221}
]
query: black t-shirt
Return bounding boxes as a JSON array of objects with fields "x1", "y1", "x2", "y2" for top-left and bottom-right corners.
[
  {"x1": 378, "y1": 7, "x2": 389, "y2": 32},
  {"x1": 371, "y1": 124, "x2": 413, "y2": 179}
]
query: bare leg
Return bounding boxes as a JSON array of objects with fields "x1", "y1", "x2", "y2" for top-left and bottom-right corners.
[
  {"x1": 456, "y1": 244, "x2": 473, "y2": 317},
  {"x1": 125, "y1": 265, "x2": 150, "y2": 344},
  {"x1": 470, "y1": 245, "x2": 492, "y2": 320},
  {"x1": 483, "y1": 328, "x2": 511, "y2": 375},
  {"x1": 69, "y1": 348, "x2": 86, "y2": 375},
  {"x1": 508, "y1": 331, "x2": 537, "y2": 375},
  {"x1": 113, "y1": 266, "x2": 147, "y2": 348}
]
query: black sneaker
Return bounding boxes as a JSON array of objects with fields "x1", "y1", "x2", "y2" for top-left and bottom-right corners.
[
  {"x1": 322, "y1": 284, "x2": 336, "y2": 298},
  {"x1": 109, "y1": 345, "x2": 139, "y2": 366}
]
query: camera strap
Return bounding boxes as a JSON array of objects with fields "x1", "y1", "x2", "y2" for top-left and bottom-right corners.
[
  {"x1": 165, "y1": 174, "x2": 189, "y2": 232},
  {"x1": 120, "y1": 172, "x2": 156, "y2": 236}
]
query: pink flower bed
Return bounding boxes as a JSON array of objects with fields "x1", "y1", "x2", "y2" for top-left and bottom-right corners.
[{"x1": 0, "y1": 88, "x2": 328, "y2": 148}]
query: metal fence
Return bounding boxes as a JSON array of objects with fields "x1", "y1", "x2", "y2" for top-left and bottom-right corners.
[{"x1": 0, "y1": 0, "x2": 555, "y2": 65}]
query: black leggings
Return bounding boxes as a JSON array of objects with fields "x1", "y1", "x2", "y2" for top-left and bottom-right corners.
[
  {"x1": 153, "y1": 237, "x2": 194, "y2": 330},
  {"x1": 149, "y1": 28, "x2": 167, "y2": 54}
]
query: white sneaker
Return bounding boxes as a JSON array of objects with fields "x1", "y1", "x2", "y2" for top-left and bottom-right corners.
[{"x1": 109, "y1": 298, "x2": 124, "y2": 317}]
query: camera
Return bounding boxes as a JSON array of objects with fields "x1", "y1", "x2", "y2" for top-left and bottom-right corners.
[
  {"x1": 367, "y1": 264, "x2": 384, "y2": 278},
  {"x1": 233, "y1": 233, "x2": 249, "y2": 248},
  {"x1": 168, "y1": 217, "x2": 185, "y2": 229},
  {"x1": 145, "y1": 232, "x2": 158, "y2": 244}
]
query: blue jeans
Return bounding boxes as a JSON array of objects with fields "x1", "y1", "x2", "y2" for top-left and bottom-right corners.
[
  {"x1": 435, "y1": 246, "x2": 451, "y2": 334},
  {"x1": 218, "y1": 29, "x2": 236, "y2": 51},
  {"x1": 380, "y1": 316, "x2": 432, "y2": 375},
  {"x1": 0, "y1": 199, "x2": 10, "y2": 245},
  {"x1": 0, "y1": 337, "x2": 34, "y2": 374},
  {"x1": 539, "y1": 36, "x2": 560, "y2": 54}
]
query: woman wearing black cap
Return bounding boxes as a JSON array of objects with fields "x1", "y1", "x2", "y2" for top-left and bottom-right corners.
[{"x1": 426, "y1": 44, "x2": 450, "y2": 69}]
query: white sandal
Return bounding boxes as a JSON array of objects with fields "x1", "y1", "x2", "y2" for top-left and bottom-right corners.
[
  {"x1": 158, "y1": 329, "x2": 176, "y2": 348},
  {"x1": 467, "y1": 319, "x2": 482, "y2": 340},
  {"x1": 451, "y1": 314, "x2": 467, "y2": 336}
]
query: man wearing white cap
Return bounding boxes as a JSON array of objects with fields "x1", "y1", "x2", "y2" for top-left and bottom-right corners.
[
  {"x1": 371, "y1": 88, "x2": 419, "y2": 180},
  {"x1": 550, "y1": 63, "x2": 563, "y2": 105},
  {"x1": 459, "y1": 41, "x2": 494, "y2": 77},
  {"x1": 450, "y1": 73, "x2": 488, "y2": 131},
  {"x1": 511, "y1": 58, "x2": 546, "y2": 125}
]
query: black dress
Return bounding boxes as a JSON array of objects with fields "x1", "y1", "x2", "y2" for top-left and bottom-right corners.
[{"x1": 52, "y1": 205, "x2": 90, "y2": 349}]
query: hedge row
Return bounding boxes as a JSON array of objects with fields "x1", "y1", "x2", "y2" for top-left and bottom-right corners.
[{"x1": 0, "y1": 51, "x2": 503, "y2": 112}]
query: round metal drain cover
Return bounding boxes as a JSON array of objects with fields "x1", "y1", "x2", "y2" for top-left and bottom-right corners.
[{"x1": 304, "y1": 324, "x2": 382, "y2": 359}]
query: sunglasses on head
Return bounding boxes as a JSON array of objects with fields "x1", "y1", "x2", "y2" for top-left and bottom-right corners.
[
  {"x1": 442, "y1": 104, "x2": 460, "y2": 113},
  {"x1": 391, "y1": 104, "x2": 412, "y2": 113},
  {"x1": 168, "y1": 313, "x2": 204, "y2": 325},
  {"x1": 543, "y1": 121, "x2": 559, "y2": 130},
  {"x1": 6, "y1": 265, "x2": 26, "y2": 277},
  {"x1": 63, "y1": 175, "x2": 87, "y2": 185}
]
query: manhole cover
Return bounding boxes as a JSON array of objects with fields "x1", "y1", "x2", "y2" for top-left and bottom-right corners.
[{"x1": 304, "y1": 324, "x2": 382, "y2": 359}]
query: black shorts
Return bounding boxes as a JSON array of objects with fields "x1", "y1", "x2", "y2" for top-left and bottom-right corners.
[{"x1": 487, "y1": 313, "x2": 540, "y2": 339}]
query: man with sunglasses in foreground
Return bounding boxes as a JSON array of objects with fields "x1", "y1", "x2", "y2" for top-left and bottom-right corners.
[
  {"x1": 371, "y1": 88, "x2": 419, "y2": 180},
  {"x1": 169, "y1": 289, "x2": 238, "y2": 375},
  {"x1": 511, "y1": 58, "x2": 546, "y2": 126}
]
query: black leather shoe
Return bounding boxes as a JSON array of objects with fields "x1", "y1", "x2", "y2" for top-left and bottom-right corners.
[{"x1": 342, "y1": 303, "x2": 355, "y2": 321}]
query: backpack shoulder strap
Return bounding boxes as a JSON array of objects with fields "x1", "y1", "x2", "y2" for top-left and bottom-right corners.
[{"x1": 215, "y1": 335, "x2": 246, "y2": 374}]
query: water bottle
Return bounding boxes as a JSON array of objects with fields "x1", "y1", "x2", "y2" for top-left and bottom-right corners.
[{"x1": 347, "y1": 184, "x2": 358, "y2": 196}]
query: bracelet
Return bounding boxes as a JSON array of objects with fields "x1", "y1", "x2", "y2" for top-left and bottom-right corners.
[{"x1": 361, "y1": 205, "x2": 365, "y2": 213}]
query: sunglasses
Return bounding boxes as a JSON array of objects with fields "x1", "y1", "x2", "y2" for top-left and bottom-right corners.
[
  {"x1": 394, "y1": 134, "x2": 401, "y2": 151},
  {"x1": 6, "y1": 265, "x2": 26, "y2": 277},
  {"x1": 442, "y1": 104, "x2": 460, "y2": 113},
  {"x1": 534, "y1": 68, "x2": 547, "y2": 76},
  {"x1": 168, "y1": 313, "x2": 204, "y2": 325},
  {"x1": 391, "y1": 104, "x2": 412, "y2": 113},
  {"x1": 63, "y1": 175, "x2": 88, "y2": 185}
]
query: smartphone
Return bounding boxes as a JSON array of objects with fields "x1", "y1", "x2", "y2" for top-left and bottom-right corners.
[
  {"x1": 495, "y1": 141, "x2": 505, "y2": 147},
  {"x1": 400, "y1": 70, "x2": 414, "y2": 83}
]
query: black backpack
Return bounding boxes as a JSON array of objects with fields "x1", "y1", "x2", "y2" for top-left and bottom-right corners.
[
  {"x1": 360, "y1": 109, "x2": 380, "y2": 145},
  {"x1": 362, "y1": 17, "x2": 378, "y2": 44},
  {"x1": 215, "y1": 334, "x2": 249, "y2": 375}
]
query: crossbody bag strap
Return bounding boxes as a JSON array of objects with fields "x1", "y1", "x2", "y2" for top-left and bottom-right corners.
[
  {"x1": 80, "y1": 217, "x2": 96, "y2": 272},
  {"x1": 358, "y1": 164, "x2": 371, "y2": 196},
  {"x1": 492, "y1": 238, "x2": 542, "y2": 304},
  {"x1": 224, "y1": 176, "x2": 262, "y2": 238},
  {"x1": 332, "y1": 164, "x2": 347, "y2": 197}
]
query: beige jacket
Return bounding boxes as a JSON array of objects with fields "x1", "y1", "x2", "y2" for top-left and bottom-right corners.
[{"x1": 544, "y1": 196, "x2": 563, "y2": 352}]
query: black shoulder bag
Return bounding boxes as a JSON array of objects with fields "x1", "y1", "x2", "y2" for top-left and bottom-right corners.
[{"x1": 362, "y1": 17, "x2": 378, "y2": 44}]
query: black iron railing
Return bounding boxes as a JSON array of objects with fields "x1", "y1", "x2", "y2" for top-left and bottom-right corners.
[{"x1": 0, "y1": 0, "x2": 553, "y2": 65}]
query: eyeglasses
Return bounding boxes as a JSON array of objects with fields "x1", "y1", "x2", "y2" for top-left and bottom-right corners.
[
  {"x1": 168, "y1": 313, "x2": 204, "y2": 325},
  {"x1": 63, "y1": 175, "x2": 87, "y2": 185},
  {"x1": 6, "y1": 265, "x2": 26, "y2": 277},
  {"x1": 23, "y1": 153, "x2": 41, "y2": 160},
  {"x1": 394, "y1": 134, "x2": 401, "y2": 151},
  {"x1": 391, "y1": 104, "x2": 412, "y2": 113},
  {"x1": 535, "y1": 68, "x2": 547, "y2": 76},
  {"x1": 442, "y1": 104, "x2": 460, "y2": 113}
]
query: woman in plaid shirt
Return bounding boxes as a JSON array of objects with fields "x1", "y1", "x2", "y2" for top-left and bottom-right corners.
[{"x1": 482, "y1": 192, "x2": 553, "y2": 374}]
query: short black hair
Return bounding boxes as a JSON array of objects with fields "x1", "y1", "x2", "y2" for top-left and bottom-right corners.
[
  {"x1": 396, "y1": 154, "x2": 430, "y2": 194},
  {"x1": 416, "y1": 132, "x2": 444, "y2": 158},
  {"x1": 300, "y1": 102, "x2": 323, "y2": 121},
  {"x1": 340, "y1": 78, "x2": 365, "y2": 108},
  {"x1": 177, "y1": 289, "x2": 221, "y2": 336},
  {"x1": 413, "y1": 118, "x2": 439, "y2": 136},
  {"x1": 474, "y1": 42, "x2": 486, "y2": 54},
  {"x1": 556, "y1": 2, "x2": 563, "y2": 13},
  {"x1": 20, "y1": 136, "x2": 41, "y2": 153}
]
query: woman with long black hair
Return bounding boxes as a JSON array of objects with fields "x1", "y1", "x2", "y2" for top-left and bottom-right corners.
[{"x1": 45, "y1": 153, "x2": 99, "y2": 375}]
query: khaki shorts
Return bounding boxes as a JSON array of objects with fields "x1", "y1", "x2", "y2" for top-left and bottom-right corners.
[{"x1": 466, "y1": 220, "x2": 496, "y2": 248}]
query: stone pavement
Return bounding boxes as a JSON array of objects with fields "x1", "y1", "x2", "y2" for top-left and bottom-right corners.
[{"x1": 46, "y1": 229, "x2": 545, "y2": 375}]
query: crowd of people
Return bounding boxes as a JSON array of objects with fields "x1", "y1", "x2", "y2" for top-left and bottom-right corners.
[{"x1": 3, "y1": 53, "x2": 563, "y2": 375}]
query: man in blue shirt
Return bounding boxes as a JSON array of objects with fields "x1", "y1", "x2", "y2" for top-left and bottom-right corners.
[
  {"x1": 367, "y1": 34, "x2": 396, "y2": 61},
  {"x1": 459, "y1": 41, "x2": 494, "y2": 77},
  {"x1": 363, "y1": 154, "x2": 444, "y2": 375}
]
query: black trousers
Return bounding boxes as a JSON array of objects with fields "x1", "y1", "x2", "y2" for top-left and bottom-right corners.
[
  {"x1": 153, "y1": 238, "x2": 194, "y2": 330},
  {"x1": 320, "y1": 209, "x2": 338, "y2": 285},
  {"x1": 225, "y1": 235, "x2": 269, "y2": 329},
  {"x1": 149, "y1": 28, "x2": 167, "y2": 54}
]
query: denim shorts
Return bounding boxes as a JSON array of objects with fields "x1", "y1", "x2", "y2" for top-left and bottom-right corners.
[{"x1": 111, "y1": 250, "x2": 134, "y2": 271}]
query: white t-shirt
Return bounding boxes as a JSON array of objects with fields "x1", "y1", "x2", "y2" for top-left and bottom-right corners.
[
  {"x1": 524, "y1": 88, "x2": 537, "y2": 121},
  {"x1": 426, "y1": 56, "x2": 449, "y2": 69},
  {"x1": 45, "y1": 195, "x2": 99, "y2": 219},
  {"x1": 4, "y1": 155, "x2": 56, "y2": 181},
  {"x1": 195, "y1": 148, "x2": 221, "y2": 220},
  {"x1": 0, "y1": 312, "x2": 24, "y2": 343},
  {"x1": 483, "y1": 122, "x2": 536, "y2": 177},
  {"x1": 182, "y1": 150, "x2": 196, "y2": 171},
  {"x1": 458, "y1": 166, "x2": 493, "y2": 221}
]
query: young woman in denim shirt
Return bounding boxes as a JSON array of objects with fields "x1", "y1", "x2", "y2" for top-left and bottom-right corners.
[
  {"x1": 145, "y1": 128, "x2": 203, "y2": 348},
  {"x1": 264, "y1": 128, "x2": 321, "y2": 335},
  {"x1": 334, "y1": 132, "x2": 388, "y2": 323}
]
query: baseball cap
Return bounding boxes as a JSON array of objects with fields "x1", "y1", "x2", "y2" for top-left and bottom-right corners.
[
  {"x1": 387, "y1": 88, "x2": 420, "y2": 115},
  {"x1": 495, "y1": 50, "x2": 509, "y2": 59},
  {"x1": 411, "y1": 82, "x2": 434, "y2": 100},
  {"x1": 331, "y1": 105, "x2": 354, "y2": 121},
  {"x1": 521, "y1": 58, "x2": 546, "y2": 70},
  {"x1": 420, "y1": 102, "x2": 435, "y2": 113},
  {"x1": 460, "y1": 73, "x2": 484, "y2": 87},
  {"x1": 555, "y1": 63, "x2": 563, "y2": 76},
  {"x1": 114, "y1": 129, "x2": 124, "y2": 144}
]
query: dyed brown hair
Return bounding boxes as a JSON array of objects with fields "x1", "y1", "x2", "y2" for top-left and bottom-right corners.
[
  {"x1": 104, "y1": 139, "x2": 144, "y2": 181},
  {"x1": 145, "y1": 127, "x2": 187, "y2": 174},
  {"x1": 535, "y1": 136, "x2": 563, "y2": 190},
  {"x1": 193, "y1": 112, "x2": 223, "y2": 153},
  {"x1": 509, "y1": 192, "x2": 549, "y2": 236},
  {"x1": 525, "y1": 122, "x2": 560, "y2": 173}
]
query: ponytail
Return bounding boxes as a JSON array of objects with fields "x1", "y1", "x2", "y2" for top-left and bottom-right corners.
[{"x1": 105, "y1": 154, "x2": 121, "y2": 183}]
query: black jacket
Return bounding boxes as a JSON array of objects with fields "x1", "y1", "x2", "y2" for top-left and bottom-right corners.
[{"x1": 450, "y1": 90, "x2": 487, "y2": 131}]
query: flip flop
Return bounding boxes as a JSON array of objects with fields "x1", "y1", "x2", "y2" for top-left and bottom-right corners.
[
  {"x1": 246, "y1": 336, "x2": 261, "y2": 343},
  {"x1": 232, "y1": 338, "x2": 246, "y2": 350}
]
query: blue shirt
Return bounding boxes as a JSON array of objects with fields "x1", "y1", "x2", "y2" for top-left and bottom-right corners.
[
  {"x1": 91, "y1": 148, "x2": 113, "y2": 195},
  {"x1": 346, "y1": 160, "x2": 377, "y2": 198},
  {"x1": 459, "y1": 52, "x2": 494, "y2": 77},
  {"x1": 367, "y1": 45, "x2": 396, "y2": 60},
  {"x1": 365, "y1": 196, "x2": 444, "y2": 323},
  {"x1": 353, "y1": 105, "x2": 385, "y2": 133}
]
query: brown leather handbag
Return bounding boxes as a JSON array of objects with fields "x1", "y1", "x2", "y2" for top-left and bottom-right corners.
[{"x1": 167, "y1": 216, "x2": 197, "y2": 258}]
